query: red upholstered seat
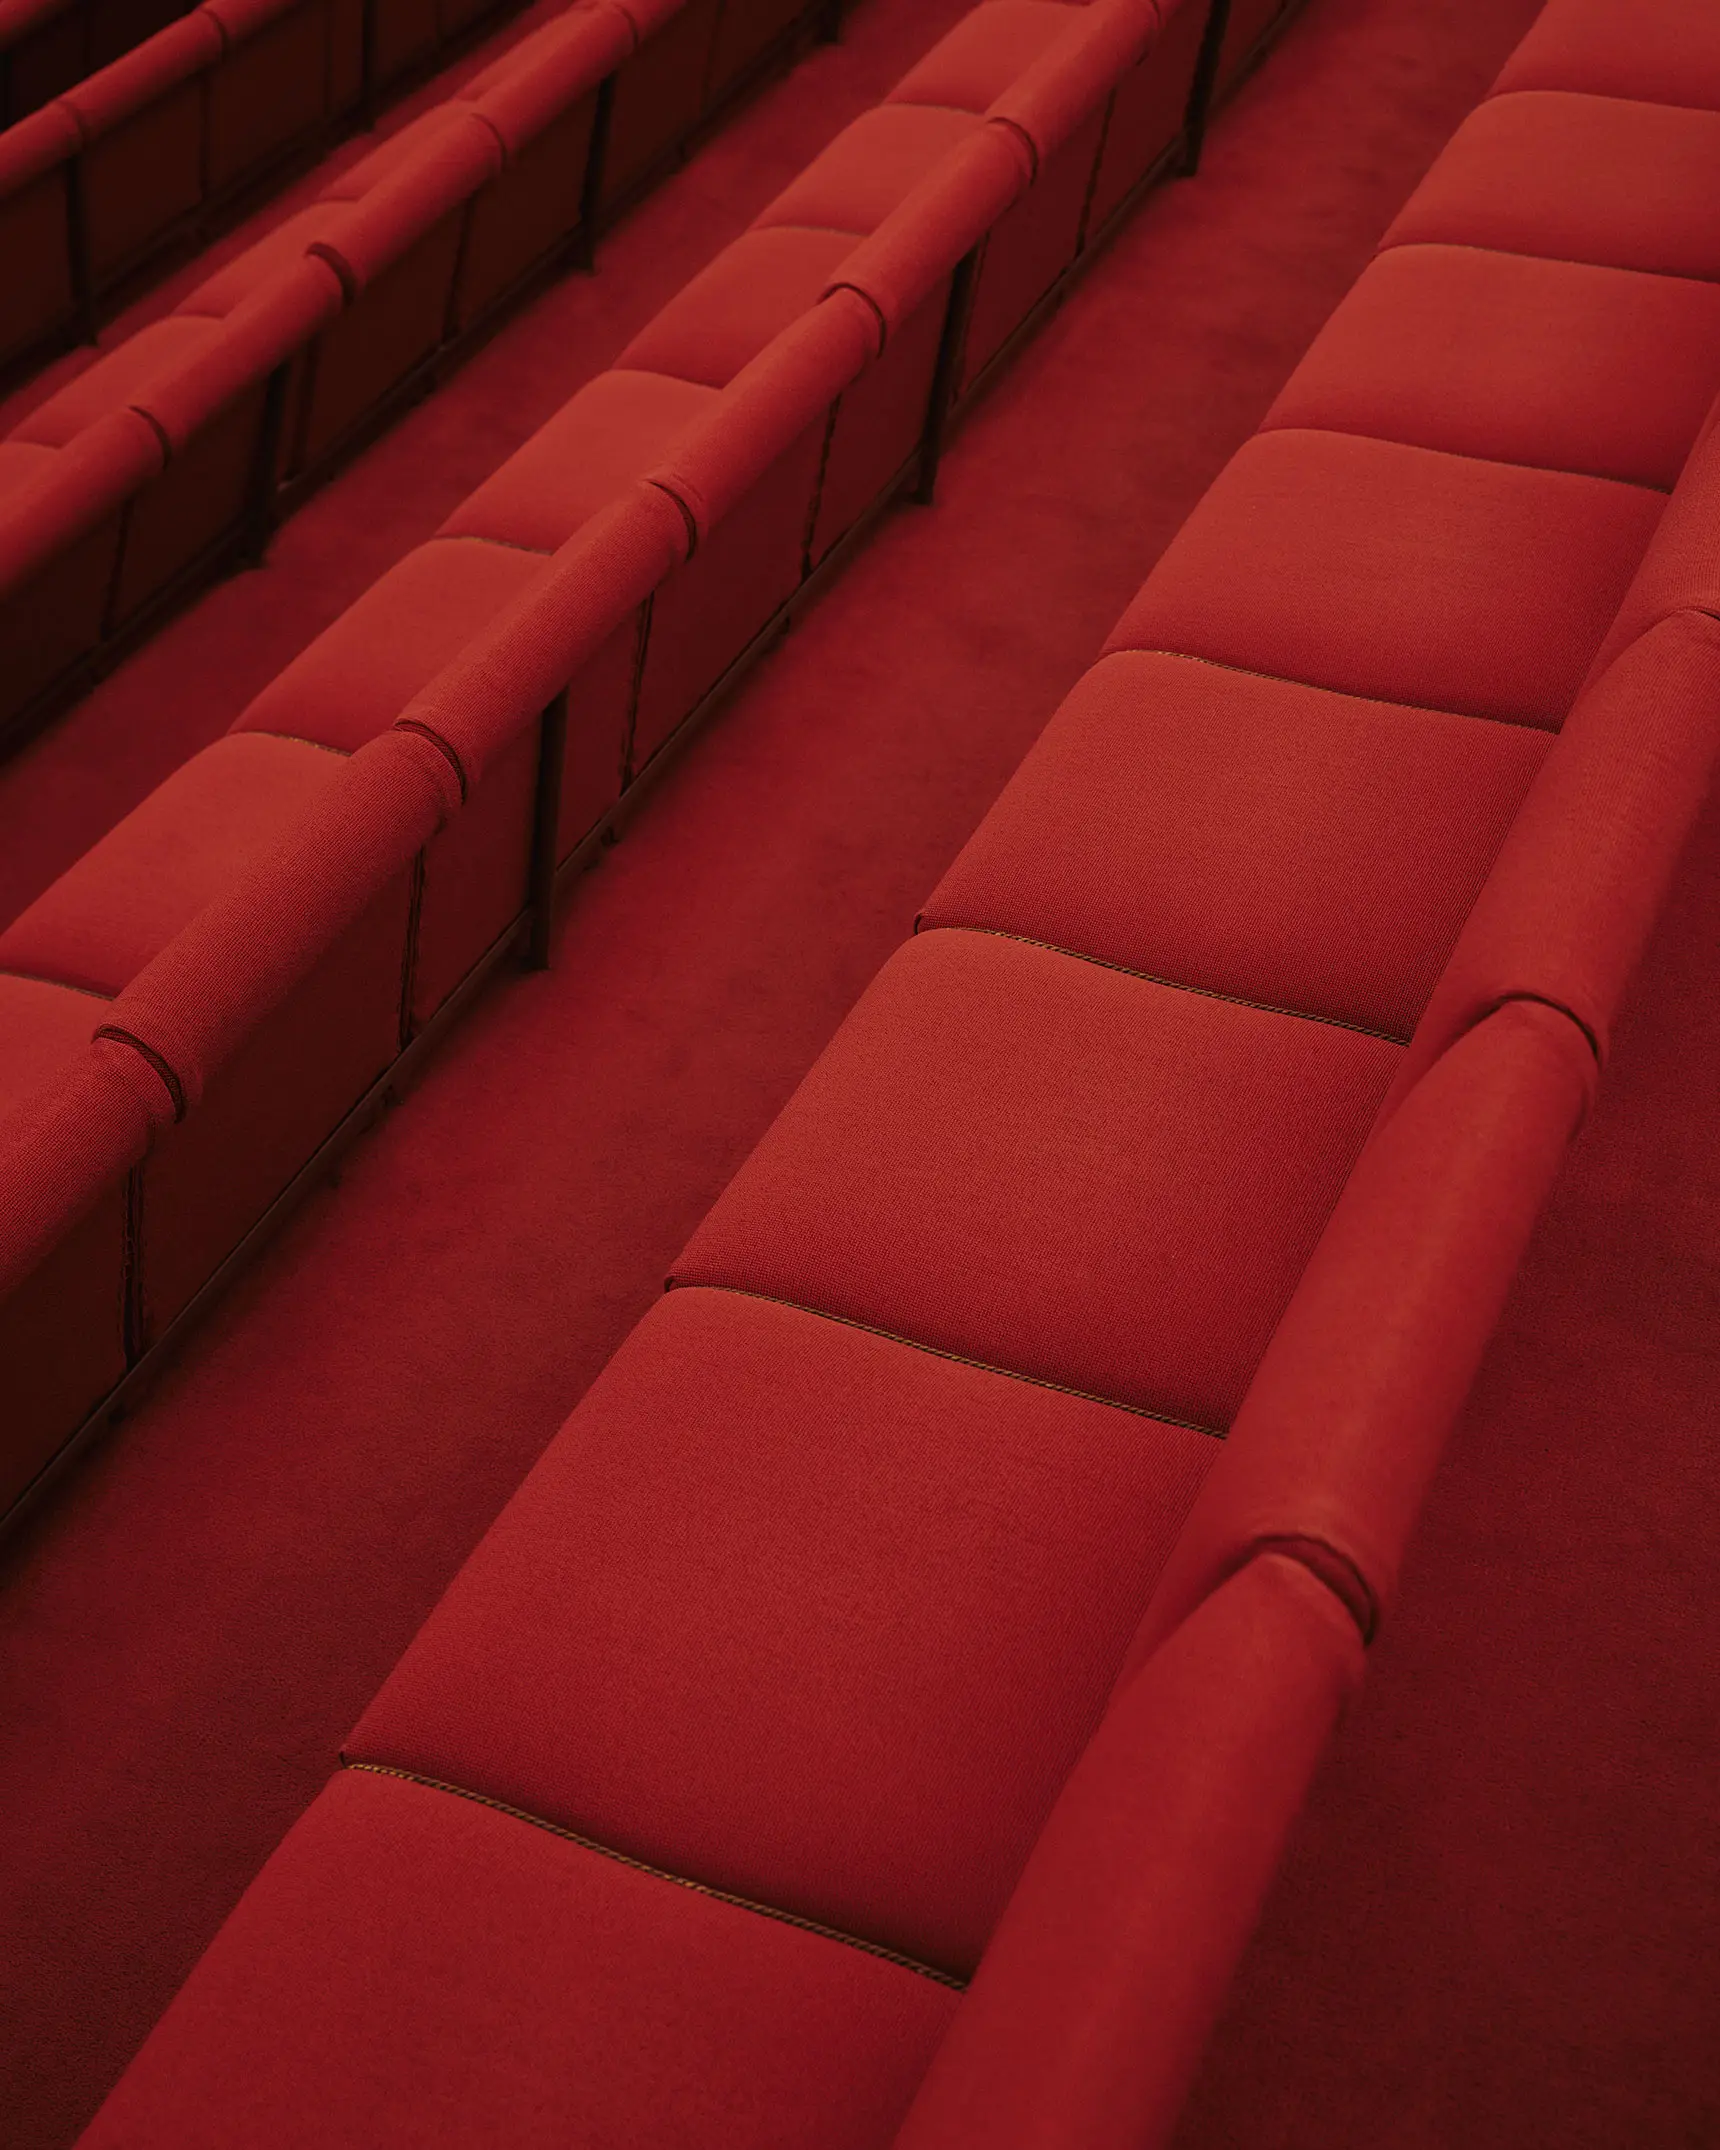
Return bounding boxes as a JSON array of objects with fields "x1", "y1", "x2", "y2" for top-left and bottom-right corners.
[
  {"x1": 1084, "y1": 0, "x2": 1208, "y2": 234},
  {"x1": 1382, "y1": 92, "x2": 1720, "y2": 282},
  {"x1": 0, "y1": 1035, "x2": 146, "y2": 1513},
  {"x1": 231, "y1": 537, "x2": 604, "y2": 1024},
  {"x1": 442, "y1": 368, "x2": 719, "y2": 551},
  {"x1": 1493, "y1": 0, "x2": 1720, "y2": 111},
  {"x1": 0, "y1": 735, "x2": 347, "y2": 997},
  {"x1": 921, "y1": 650, "x2": 1550, "y2": 1041},
  {"x1": 756, "y1": 104, "x2": 986, "y2": 236},
  {"x1": 175, "y1": 208, "x2": 332, "y2": 318},
  {"x1": 0, "y1": 735, "x2": 412, "y2": 1336},
  {"x1": 1106, "y1": 428, "x2": 1663, "y2": 727},
  {"x1": 348, "y1": 1285, "x2": 1215, "y2": 1976},
  {"x1": 599, "y1": 0, "x2": 722, "y2": 203},
  {"x1": 1263, "y1": 245, "x2": 1720, "y2": 493},
  {"x1": 11, "y1": 317, "x2": 227, "y2": 445},
  {"x1": 673, "y1": 929, "x2": 1400, "y2": 1430},
  {"x1": 0, "y1": 103, "x2": 80, "y2": 367},
  {"x1": 65, "y1": 13, "x2": 223, "y2": 279},
  {"x1": 75, "y1": 1767, "x2": 957, "y2": 2149},
  {"x1": 202, "y1": 0, "x2": 337, "y2": 192},
  {"x1": 889, "y1": 0, "x2": 1077, "y2": 114},
  {"x1": 620, "y1": 228, "x2": 860, "y2": 387}
]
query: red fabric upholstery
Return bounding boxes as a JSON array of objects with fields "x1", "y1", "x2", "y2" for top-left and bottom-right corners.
[
  {"x1": 67, "y1": 15, "x2": 223, "y2": 278},
  {"x1": 986, "y1": 0, "x2": 1156, "y2": 171},
  {"x1": 921, "y1": 649, "x2": 1550, "y2": 1040},
  {"x1": 1585, "y1": 414, "x2": 1720, "y2": 678},
  {"x1": 13, "y1": 317, "x2": 225, "y2": 445},
  {"x1": 231, "y1": 538, "x2": 553, "y2": 1020},
  {"x1": 894, "y1": 1554, "x2": 1363, "y2": 2150},
  {"x1": 889, "y1": 1, "x2": 1077, "y2": 115},
  {"x1": 443, "y1": 369, "x2": 719, "y2": 551},
  {"x1": 1493, "y1": 0, "x2": 1720, "y2": 111},
  {"x1": 1392, "y1": 611, "x2": 1720, "y2": 1102},
  {"x1": 756, "y1": 104, "x2": 986, "y2": 236},
  {"x1": 673, "y1": 929, "x2": 1400, "y2": 1429},
  {"x1": 0, "y1": 735, "x2": 349, "y2": 998},
  {"x1": 704, "y1": 0, "x2": 805, "y2": 102},
  {"x1": 202, "y1": 0, "x2": 332, "y2": 191},
  {"x1": 0, "y1": 104, "x2": 79, "y2": 366},
  {"x1": 75, "y1": 1767, "x2": 958, "y2": 2149},
  {"x1": 1130, "y1": 999, "x2": 1593, "y2": 1664},
  {"x1": 619, "y1": 227, "x2": 861, "y2": 388},
  {"x1": 232, "y1": 538, "x2": 548, "y2": 753},
  {"x1": 598, "y1": 0, "x2": 721, "y2": 202},
  {"x1": 1263, "y1": 244, "x2": 1720, "y2": 492},
  {"x1": 0, "y1": 1040, "x2": 157, "y2": 1511},
  {"x1": 174, "y1": 206, "x2": 331, "y2": 317},
  {"x1": 0, "y1": 410, "x2": 165, "y2": 730},
  {"x1": 1106, "y1": 428, "x2": 1664, "y2": 727},
  {"x1": 349, "y1": 1285, "x2": 1216, "y2": 1976},
  {"x1": 395, "y1": 486, "x2": 686, "y2": 816},
  {"x1": 1084, "y1": 0, "x2": 1207, "y2": 232},
  {"x1": 459, "y1": 4, "x2": 631, "y2": 155},
  {"x1": 1382, "y1": 92, "x2": 1720, "y2": 282}
]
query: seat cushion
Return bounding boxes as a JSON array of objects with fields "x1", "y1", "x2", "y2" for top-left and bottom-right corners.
[
  {"x1": 1382, "y1": 92, "x2": 1720, "y2": 282},
  {"x1": 76, "y1": 1768, "x2": 957, "y2": 2150},
  {"x1": 1493, "y1": 0, "x2": 1720, "y2": 110},
  {"x1": 11, "y1": 318, "x2": 225, "y2": 447},
  {"x1": 889, "y1": 0, "x2": 1076, "y2": 112},
  {"x1": 348, "y1": 1286, "x2": 1215, "y2": 1977},
  {"x1": 1106, "y1": 428, "x2": 1663, "y2": 727},
  {"x1": 441, "y1": 370, "x2": 716, "y2": 551},
  {"x1": 1263, "y1": 245, "x2": 1720, "y2": 492},
  {"x1": 755, "y1": 104, "x2": 984, "y2": 235},
  {"x1": 0, "y1": 973, "x2": 106, "y2": 1113},
  {"x1": 618, "y1": 228, "x2": 859, "y2": 388},
  {"x1": 673, "y1": 929, "x2": 1401, "y2": 1430},
  {"x1": 231, "y1": 538, "x2": 548, "y2": 753},
  {"x1": 0, "y1": 736, "x2": 347, "y2": 997},
  {"x1": 921, "y1": 650, "x2": 1551, "y2": 1040}
]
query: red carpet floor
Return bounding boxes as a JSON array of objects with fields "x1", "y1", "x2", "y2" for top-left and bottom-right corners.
[{"x1": 7, "y1": 0, "x2": 1714, "y2": 2144}]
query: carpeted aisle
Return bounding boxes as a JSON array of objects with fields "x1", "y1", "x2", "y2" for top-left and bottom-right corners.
[{"x1": 8, "y1": 0, "x2": 1707, "y2": 2145}]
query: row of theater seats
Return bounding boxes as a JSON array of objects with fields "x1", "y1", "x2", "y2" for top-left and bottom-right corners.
[
  {"x1": 0, "y1": 0, "x2": 184, "y2": 130},
  {"x1": 54, "y1": 0, "x2": 1720, "y2": 2137},
  {"x1": 0, "y1": 0, "x2": 1226, "y2": 1520},
  {"x1": 0, "y1": 0, "x2": 874, "y2": 744},
  {"x1": 0, "y1": 0, "x2": 534, "y2": 377}
]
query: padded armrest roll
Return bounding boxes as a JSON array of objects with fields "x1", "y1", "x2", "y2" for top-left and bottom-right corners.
[
  {"x1": 892, "y1": 1553, "x2": 1363, "y2": 2150},
  {"x1": 1126, "y1": 998, "x2": 1593, "y2": 1665}
]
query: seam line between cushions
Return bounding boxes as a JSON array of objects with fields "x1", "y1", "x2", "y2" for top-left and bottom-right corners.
[
  {"x1": 1375, "y1": 234, "x2": 1720, "y2": 292},
  {"x1": 1110, "y1": 645, "x2": 1539, "y2": 726},
  {"x1": 1484, "y1": 85, "x2": 1720, "y2": 124},
  {"x1": 216, "y1": 731, "x2": 352, "y2": 758},
  {"x1": 668, "y1": 1283, "x2": 1226, "y2": 1439},
  {"x1": 923, "y1": 924, "x2": 1411, "y2": 1047},
  {"x1": 1258, "y1": 410, "x2": 1675, "y2": 496},
  {"x1": 1267, "y1": 424, "x2": 1669, "y2": 504},
  {"x1": 0, "y1": 970, "x2": 114, "y2": 999},
  {"x1": 337, "y1": 1760, "x2": 969, "y2": 1991}
]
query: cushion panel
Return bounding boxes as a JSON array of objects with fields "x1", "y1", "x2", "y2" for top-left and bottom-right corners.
[
  {"x1": 1107, "y1": 429, "x2": 1664, "y2": 726},
  {"x1": 0, "y1": 737, "x2": 348, "y2": 998},
  {"x1": 756, "y1": 105, "x2": 985, "y2": 237},
  {"x1": 1383, "y1": 92, "x2": 1720, "y2": 282},
  {"x1": 1493, "y1": 0, "x2": 1720, "y2": 111},
  {"x1": 349, "y1": 1285, "x2": 1216, "y2": 1976},
  {"x1": 1264, "y1": 244, "x2": 1720, "y2": 491},
  {"x1": 673, "y1": 929, "x2": 1402, "y2": 1429},
  {"x1": 75, "y1": 1768, "x2": 957, "y2": 2150},
  {"x1": 921, "y1": 650, "x2": 1551, "y2": 1039}
]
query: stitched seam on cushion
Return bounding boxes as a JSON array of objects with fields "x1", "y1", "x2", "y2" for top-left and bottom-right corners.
[
  {"x1": 668, "y1": 1283, "x2": 1225, "y2": 1439},
  {"x1": 1376, "y1": 234, "x2": 1720, "y2": 291},
  {"x1": 0, "y1": 970, "x2": 113, "y2": 999},
  {"x1": 1105, "y1": 646, "x2": 1540, "y2": 727},
  {"x1": 1258, "y1": 409, "x2": 1676, "y2": 496},
  {"x1": 1263, "y1": 424, "x2": 1668, "y2": 503},
  {"x1": 925, "y1": 924, "x2": 1411, "y2": 1047},
  {"x1": 338, "y1": 1761, "x2": 969, "y2": 1991},
  {"x1": 219, "y1": 732, "x2": 351, "y2": 758},
  {"x1": 443, "y1": 533, "x2": 555, "y2": 557},
  {"x1": 92, "y1": 1028, "x2": 186, "y2": 1120}
]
